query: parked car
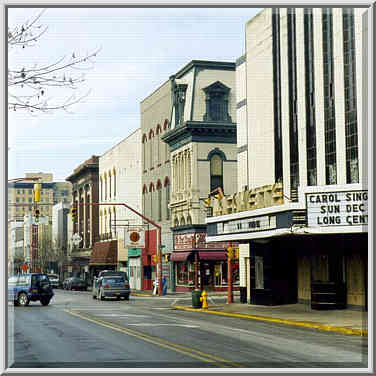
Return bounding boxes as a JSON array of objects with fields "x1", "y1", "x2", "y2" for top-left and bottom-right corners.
[
  {"x1": 8, "y1": 273, "x2": 54, "y2": 307},
  {"x1": 93, "y1": 275, "x2": 130, "y2": 301},
  {"x1": 47, "y1": 274, "x2": 60, "y2": 289},
  {"x1": 66, "y1": 277, "x2": 87, "y2": 291}
]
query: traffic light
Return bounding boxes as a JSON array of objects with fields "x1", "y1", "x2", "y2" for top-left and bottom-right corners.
[
  {"x1": 227, "y1": 247, "x2": 233, "y2": 260},
  {"x1": 235, "y1": 248, "x2": 239, "y2": 259},
  {"x1": 33, "y1": 184, "x2": 41, "y2": 202},
  {"x1": 71, "y1": 207, "x2": 77, "y2": 222},
  {"x1": 164, "y1": 253, "x2": 170, "y2": 263},
  {"x1": 34, "y1": 208, "x2": 40, "y2": 222}
]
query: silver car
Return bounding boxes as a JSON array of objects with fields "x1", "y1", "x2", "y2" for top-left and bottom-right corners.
[
  {"x1": 93, "y1": 276, "x2": 130, "y2": 301},
  {"x1": 47, "y1": 274, "x2": 60, "y2": 289}
]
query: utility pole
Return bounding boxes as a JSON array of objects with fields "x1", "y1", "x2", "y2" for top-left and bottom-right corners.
[{"x1": 227, "y1": 246, "x2": 234, "y2": 304}]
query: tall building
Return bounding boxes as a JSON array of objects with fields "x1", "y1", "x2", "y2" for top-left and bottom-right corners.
[
  {"x1": 141, "y1": 79, "x2": 173, "y2": 290},
  {"x1": 206, "y1": 8, "x2": 368, "y2": 310},
  {"x1": 93, "y1": 129, "x2": 142, "y2": 288},
  {"x1": 162, "y1": 60, "x2": 238, "y2": 292},
  {"x1": 8, "y1": 173, "x2": 72, "y2": 221}
]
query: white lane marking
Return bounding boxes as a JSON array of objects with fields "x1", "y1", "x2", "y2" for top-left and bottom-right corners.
[
  {"x1": 127, "y1": 323, "x2": 199, "y2": 328},
  {"x1": 151, "y1": 307, "x2": 171, "y2": 310},
  {"x1": 95, "y1": 313, "x2": 149, "y2": 318}
]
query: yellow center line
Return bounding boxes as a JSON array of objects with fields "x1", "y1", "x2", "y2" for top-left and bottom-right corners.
[{"x1": 64, "y1": 309, "x2": 246, "y2": 368}]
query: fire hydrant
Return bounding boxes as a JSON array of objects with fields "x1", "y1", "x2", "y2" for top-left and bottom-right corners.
[{"x1": 200, "y1": 290, "x2": 208, "y2": 309}]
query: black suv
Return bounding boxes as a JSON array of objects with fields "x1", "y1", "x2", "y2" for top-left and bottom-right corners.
[{"x1": 8, "y1": 273, "x2": 54, "y2": 307}]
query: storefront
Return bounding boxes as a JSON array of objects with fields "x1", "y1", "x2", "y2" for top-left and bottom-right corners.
[
  {"x1": 206, "y1": 186, "x2": 368, "y2": 311},
  {"x1": 171, "y1": 227, "x2": 239, "y2": 292}
]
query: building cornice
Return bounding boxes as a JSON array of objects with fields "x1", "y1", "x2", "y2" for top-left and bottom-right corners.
[{"x1": 161, "y1": 121, "x2": 237, "y2": 152}]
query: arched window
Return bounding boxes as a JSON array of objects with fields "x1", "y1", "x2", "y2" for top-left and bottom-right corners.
[
  {"x1": 174, "y1": 217, "x2": 179, "y2": 227},
  {"x1": 100, "y1": 177, "x2": 103, "y2": 202},
  {"x1": 187, "y1": 215, "x2": 192, "y2": 225},
  {"x1": 180, "y1": 217, "x2": 186, "y2": 226},
  {"x1": 210, "y1": 153, "x2": 224, "y2": 193},
  {"x1": 113, "y1": 207, "x2": 116, "y2": 236},
  {"x1": 164, "y1": 177, "x2": 170, "y2": 220},
  {"x1": 113, "y1": 168, "x2": 116, "y2": 197},
  {"x1": 142, "y1": 185, "x2": 147, "y2": 218},
  {"x1": 157, "y1": 180, "x2": 162, "y2": 221},
  {"x1": 149, "y1": 130, "x2": 154, "y2": 169},
  {"x1": 149, "y1": 183, "x2": 154, "y2": 219},
  {"x1": 142, "y1": 134, "x2": 147, "y2": 171},
  {"x1": 108, "y1": 171, "x2": 112, "y2": 199},
  {"x1": 104, "y1": 173, "x2": 107, "y2": 201}
]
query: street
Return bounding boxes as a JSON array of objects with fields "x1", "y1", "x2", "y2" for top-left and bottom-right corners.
[{"x1": 8, "y1": 289, "x2": 367, "y2": 369}]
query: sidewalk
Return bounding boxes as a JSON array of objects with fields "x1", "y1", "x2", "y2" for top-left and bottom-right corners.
[
  {"x1": 174, "y1": 301, "x2": 368, "y2": 337},
  {"x1": 131, "y1": 289, "x2": 368, "y2": 337}
]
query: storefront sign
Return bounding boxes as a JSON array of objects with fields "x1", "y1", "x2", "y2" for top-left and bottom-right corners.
[
  {"x1": 174, "y1": 232, "x2": 229, "y2": 250},
  {"x1": 306, "y1": 190, "x2": 368, "y2": 227},
  {"x1": 124, "y1": 228, "x2": 145, "y2": 247},
  {"x1": 217, "y1": 216, "x2": 276, "y2": 235}
]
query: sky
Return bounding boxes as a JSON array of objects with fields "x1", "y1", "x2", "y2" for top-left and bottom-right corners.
[{"x1": 7, "y1": 6, "x2": 262, "y2": 182}]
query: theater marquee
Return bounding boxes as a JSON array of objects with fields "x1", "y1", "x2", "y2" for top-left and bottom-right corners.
[{"x1": 306, "y1": 190, "x2": 368, "y2": 227}]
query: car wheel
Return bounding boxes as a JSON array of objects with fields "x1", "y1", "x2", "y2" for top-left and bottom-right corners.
[
  {"x1": 14, "y1": 299, "x2": 19, "y2": 307},
  {"x1": 17, "y1": 292, "x2": 29, "y2": 307},
  {"x1": 124, "y1": 295, "x2": 130, "y2": 301},
  {"x1": 40, "y1": 297, "x2": 50, "y2": 306}
]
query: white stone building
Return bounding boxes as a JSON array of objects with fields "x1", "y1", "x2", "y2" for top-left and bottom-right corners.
[
  {"x1": 207, "y1": 8, "x2": 368, "y2": 310},
  {"x1": 98, "y1": 129, "x2": 143, "y2": 289}
]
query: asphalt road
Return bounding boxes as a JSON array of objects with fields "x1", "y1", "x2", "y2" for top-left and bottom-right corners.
[{"x1": 8, "y1": 289, "x2": 368, "y2": 369}]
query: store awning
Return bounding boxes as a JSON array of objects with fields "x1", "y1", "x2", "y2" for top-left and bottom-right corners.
[
  {"x1": 170, "y1": 251, "x2": 192, "y2": 262},
  {"x1": 198, "y1": 251, "x2": 227, "y2": 261},
  {"x1": 89, "y1": 240, "x2": 117, "y2": 266}
]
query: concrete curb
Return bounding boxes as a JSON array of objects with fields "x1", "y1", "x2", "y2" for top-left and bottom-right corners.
[{"x1": 172, "y1": 305, "x2": 368, "y2": 337}]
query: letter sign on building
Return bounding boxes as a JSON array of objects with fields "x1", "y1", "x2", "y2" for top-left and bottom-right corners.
[{"x1": 306, "y1": 191, "x2": 368, "y2": 227}]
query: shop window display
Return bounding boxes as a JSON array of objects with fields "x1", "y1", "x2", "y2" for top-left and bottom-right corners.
[{"x1": 176, "y1": 262, "x2": 194, "y2": 286}]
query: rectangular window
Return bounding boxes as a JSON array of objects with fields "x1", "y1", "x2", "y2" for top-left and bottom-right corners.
[
  {"x1": 287, "y1": 9, "x2": 299, "y2": 189},
  {"x1": 343, "y1": 8, "x2": 359, "y2": 183},
  {"x1": 304, "y1": 8, "x2": 317, "y2": 186},
  {"x1": 272, "y1": 9, "x2": 283, "y2": 183},
  {"x1": 322, "y1": 8, "x2": 337, "y2": 185}
]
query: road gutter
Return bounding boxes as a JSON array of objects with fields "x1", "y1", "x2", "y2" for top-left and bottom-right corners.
[{"x1": 172, "y1": 305, "x2": 368, "y2": 337}]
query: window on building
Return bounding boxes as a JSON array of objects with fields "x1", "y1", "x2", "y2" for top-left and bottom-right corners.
[
  {"x1": 100, "y1": 178, "x2": 103, "y2": 202},
  {"x1": 173, "y1": 83, "x2": 187, "y2": 126},
  {"x1": 210, "y1": 154, "x2": 223, "y2": 193},
  {"x1": 322, "y1": 8, "x2": 337, "y2": 185},
  {"x1": 157, "y1": 187, "x2": 162, "y2": 222},
  {"x1": 203, "y1": 81, "x2": 231, "y2": 122},
  {"x1": 343, "y1": 8, "x2": 359, "y2": 183},
  {"x1": 272, "y1": 9, "x2": 283, "y2": 184},
  {"x1": 109, "y1": 172, "x2": 112, "y2": 199},
  {"x1": 304, "y1": 8, "x2": 317, "y2": 186},
  {"x1": 113, "y1": 170, "x2": 116, "y2": 197},
  {"x1": 287, "y1": 9, "x2": 299, "y2": 189},
  {"x1": 104, "y1": 176, "x2": 107, "y2": 200},
  {"x1": 165, "y1": 180, "x2": 170, "y2": 220}
]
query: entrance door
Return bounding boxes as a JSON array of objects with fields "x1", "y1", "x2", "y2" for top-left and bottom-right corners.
[
  {"x1": 201, "y1": 263, "x2": 214, "y2": 291},
  {"x1": 129, "y1": 257, "x2": 141, "y2": 290}
]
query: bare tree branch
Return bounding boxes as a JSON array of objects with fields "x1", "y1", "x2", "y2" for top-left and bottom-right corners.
[{"x1": 8, "y1": 9, "x2": 100, "y2": 114}]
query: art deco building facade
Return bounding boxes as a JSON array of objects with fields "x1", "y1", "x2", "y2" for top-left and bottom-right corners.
[{"x1": 207, "y1": 8, "x2": 368, "y2": 310}]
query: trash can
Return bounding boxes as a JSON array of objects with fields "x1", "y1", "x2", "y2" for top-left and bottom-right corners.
[
  {"x1": 192, "y1": 289, "x2": 202, "y2": 308},
  {"x1": 240, "y1": 287, "x2": 247, "y2": 304}
]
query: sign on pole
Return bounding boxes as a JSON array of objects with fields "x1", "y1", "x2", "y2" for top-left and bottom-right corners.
[{"x1": 124, "y1": 228, "x2": 145, "y2": 248}]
